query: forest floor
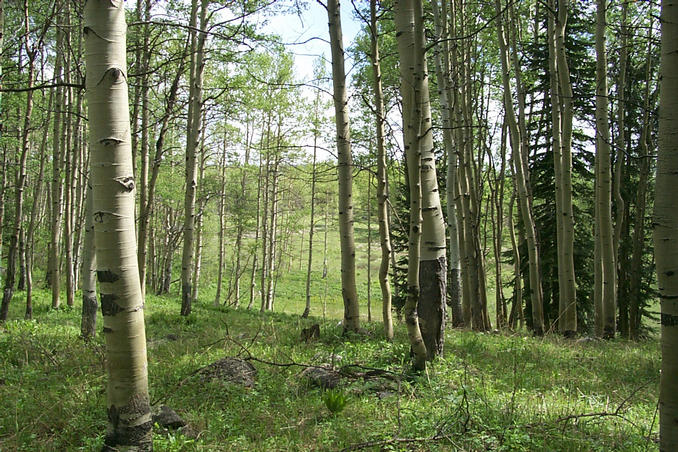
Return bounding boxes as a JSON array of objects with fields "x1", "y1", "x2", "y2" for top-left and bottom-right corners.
[{"x1": 0, "y1": 289, "x2": 660, "y2": 451}]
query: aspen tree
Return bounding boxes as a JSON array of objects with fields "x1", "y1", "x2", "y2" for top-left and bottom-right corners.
[
  {"x1": 395, "y1": 0, "x2": 447, "y2": 359},
  {"x1": 81, "y1": 180, "x2": 97, "y2": 339},
  {"x1": 26, "y1": 90, "x2": 52, "y2": 320},
  {"x1": 0, "y1": 0, "x2": 33, "y2": 321},
  {"x1": 431, "y1": 0, "x2": 463, "y2": 327},
  {"x1": 302, "y1": 87, "x2": 321, "y2": 319},
  {"x1": 50, "y1": 0, "x2": 64, "y2": 309},
  {"x1": 84, "y1": 0, "x2": 151, "y2": 448},
  {"x1": 553, "y1": 0, "x2": 578, "y2": 336},
  {"x1": 493, "y1": 0, "x2": 545, "y2": 335},
  {"x1": 215, "y1": 132, "x2": 227, "y2": 306},
  {"x1": 136, "y1": 0, "x2": 151, "y2": 296},
  {"x1": 368, "y1": 0, "x2": 394, "y2": 339},
  {"x1": 326, "y1": 0, "x2": 360, "y2": 332},
  {"x1": 655, "y1": 0, "x2": 678, "y2": 448},
  {"x1": 613, "y1": 0, "x2": 628, "y2": 336},
  {"x1": 595, "y1": 0, "x2": 615, "y2": 338},
  {"x1": 181, "y1": 0, "x2": 208, "y2": 316}
]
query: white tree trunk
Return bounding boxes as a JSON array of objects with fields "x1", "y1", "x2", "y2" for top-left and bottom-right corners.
[{"x1": 84, "y1": 0, "x2": 151, "y2": 448}]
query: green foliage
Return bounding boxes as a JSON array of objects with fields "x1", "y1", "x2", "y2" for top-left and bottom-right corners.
[
  {"x1": 321, "y1": 388, "x2": 348, "y2": 415},
  {"x1": 0, "y1": 287, "x2": 660, "y2": 451}
]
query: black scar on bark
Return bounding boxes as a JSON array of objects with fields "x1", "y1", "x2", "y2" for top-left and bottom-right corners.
[
  {"x1": 661, "y1": 313, "x2": 678, "y2": 327},
  {"x1": 101, "y1": 293, "x2": 123, "y2": 316},
  {"x1": 103, "y1": 394, "x2": 152, "y2": 451},
  {"x1": 97, "y1": 270, "x2": 120, "y2": 283}
]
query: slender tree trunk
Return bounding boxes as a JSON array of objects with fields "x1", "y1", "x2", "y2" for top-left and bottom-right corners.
[
  {"x1": 367, "y1": 174, "x2": 372, "y2": 322},
  {"x1": 630, "y1": 31, "x2": 653, "y2": 340},
  {"x1": 655, "y1": 0, "x2": 678, "y2": 447},
  {"x1": 327, "y1": 0, "x2": 360, "y2": 332},
  {"x1": 508, "y1": 186, "x2": 522, "y2": 329},
  {"x1": 181, "y1": 0, "x2": 208, "y2": 316},
  {"x1": 50, "y1": 9, "x2": 64, "y2": 309},
  {"x1": 554, "y1": 0, "x2": 578, "y2": 336},
  {"x1": 494, "y1": 0, "x2": 544, "y2": 335},
  {"x1": 63, "y1": 2, "x2": 75, "y2": 308},
  {"x1": 84, "y1": 1, "x2": 151, "y2": 448},
  {"x1": 215, "y1": 133, "x2": 227, "y2": 307},
  {"x1": 137, "y1": 0, "x2": 151, "y2": 297},
  {"x1": 368, "y1": 0, "x2": 394, "y2": 338},
  {"x1": 432, "y1": 0, "x2": 463, "y2": 328},
  {"x1": 233, "y1": 125, "x2": 251, "y2": 308},
  {"x1": 259, "y1": 116, "x2": 271, "y2": 311},
  {"x1": 25, "y1": 89, "x2": 52, "y2": 320},
  {"x1": 323, "y1": 189, "x2": 329, "y2": 319},
  {"x1": 302, "y1": 100, "x2": 319, "y2": 318},
  {"x1": 248, "y1": 126, "x2": 263, "y2": 310},
  {"x1": 490, "y1": 125, "x2": 507, "y2": 328},
  {"x1": 80, "y1": 179, "x2": 97, "y2": 339},
  {"x1": 614, "y1": 0, "x2": 628, "y2": 337},
  {"x1": 265, "y1": 153, "x2": 280, "y2": 311},
  {"x1": 192, "y1": 128, "x2": 207, "y2": 304},
  {"x1": 138, "y1": 39, "x2": 186, "y2": 299},
  {"x1": 595, "y1": 0, "x2": 616, "y2": 338},
  {"x1": 1, "y1": 1, "x2": 33, "y2": 320}
]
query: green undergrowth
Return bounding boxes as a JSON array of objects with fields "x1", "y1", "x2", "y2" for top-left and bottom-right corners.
[{"x1": 0, "y1": 289, "x2": 660, "y2": 451}]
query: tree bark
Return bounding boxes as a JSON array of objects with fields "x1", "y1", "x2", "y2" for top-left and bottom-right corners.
[
  {"x1": 84, "y1": 1, "x2": 152, "y2": 448},
  {"x1": 180, "y1": 0, "x2": 208, "y2": 316},
  {"x1": 368, "y1": 0, "x2": 394, "y2": 338},
  {"x1": 613, "y1": 0, "x2": 628, "y2": 337},
  {"x1": 432, "y1": 0, "x2": 463, "y2": 328},
  {"x1": 553, "y1": 0, "x2": 578, "y2": 336},
  {"x1": 50, "y1": 5, "x2": 64, "y2": 309},
  {"x1": 594, "y1": 0, "x2": 616, "y2": 338},
  {"x1": 0, "y1": 0, "x2": 33, "y2": 320},
  {"x1": 81, "y1": 178, "x2": 97, "y2": 339},
  {"x1": 215, "y1": 132, "x2": 227, "y2": 306},
  {"x1": 327, "y1": 0, "x2": 360, "y2": 332},
  {"x1": 630, "y1": 30, "x2": 653, "y2": 340},
  {"x1": 494, "y1": 0, "x2": 544, "y2": 335},
  {"x1": 302, "y1": 94, "x2": 320, "y2": 318},
  {"x1": 655, "y1": 0, "x2": 678, "y2": 447},
  {"x1": 25, "y1": 88, "x2": 52, "y2": 320},
  {"x1": 395, "y1": 0, "x2": 447, "y2": 360}
]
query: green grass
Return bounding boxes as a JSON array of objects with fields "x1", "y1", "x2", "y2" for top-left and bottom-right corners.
[{"x1": 0, "y1": 287, "x2": 660, "y2": 451}]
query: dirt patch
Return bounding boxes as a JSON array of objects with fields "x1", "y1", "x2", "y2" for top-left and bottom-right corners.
[{"x1": 198, "y1": 357, "x2": 257, "y2": 387}]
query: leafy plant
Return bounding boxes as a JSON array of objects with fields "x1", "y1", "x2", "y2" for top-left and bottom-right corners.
[{"x1": 322, "y1": 388, "x2": 348, "y2": 415}]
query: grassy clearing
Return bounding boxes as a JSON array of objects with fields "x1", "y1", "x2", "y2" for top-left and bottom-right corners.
[{"x1": 0, "y1": 287, "x2": 659, "y2": 451}]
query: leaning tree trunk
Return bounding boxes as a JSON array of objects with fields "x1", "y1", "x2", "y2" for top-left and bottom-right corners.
[
  {"x1": 395, "y1": 0, "x2": 447, "y2": 360},
  {"x1": 84, "y1": 0, "x2": 152, "y2": 449},
  {"x1": 180, "y1": 0, "x2": 208, "y2": 316},
  {"x1": 327, "y1": 0, "x2": 360, "y2": 332},
  {"x1": 655, "y1": 0, "x2": 678, "y2": 448}
]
